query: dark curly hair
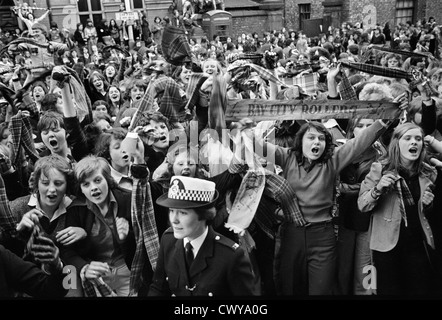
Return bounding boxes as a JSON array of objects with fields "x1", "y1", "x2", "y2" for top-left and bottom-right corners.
[
  {"x1": 94, "y1": 127, "x2": 128, "y2": 163},
  {"x1": 136, "y1": 110, "x2": 170, "y2": 129},
  {"x1": 291, "y1": 121, "x2": 335, "y2": 163}
]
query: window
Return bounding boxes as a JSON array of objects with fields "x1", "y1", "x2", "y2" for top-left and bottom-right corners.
[
  {"x1": 395, "y1": 0, "x2": 414, "y2": 26},
  {"x1": 214, "y1": 25, "x2": 229, "y2": 42},
  {"x1": 299, "y1": 4, "x2": 311, "y2": 30},
  {"x1": 77, "y1": 0, "x2": 103, "y2": 27},
  {"x1": 132, "y1": 0, "x2": 144, "y2": 10}
]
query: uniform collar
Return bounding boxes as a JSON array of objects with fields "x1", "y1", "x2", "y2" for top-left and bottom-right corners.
[{"x1": 184, "y1": 226, "x2": 208, "y2": 258}]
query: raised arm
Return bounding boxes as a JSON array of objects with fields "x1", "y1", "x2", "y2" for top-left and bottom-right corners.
[{"x1": 35, "y1": 9, "x2": 51, "y2": 23}]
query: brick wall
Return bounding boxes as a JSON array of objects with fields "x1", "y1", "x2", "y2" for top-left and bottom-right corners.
[
  {"x1": 348, "y1": 0, "x2": 395, "y2": 29},
  {"x1": 285, "y1": 0, "x2": 325, "y2": 32},
  {"x1": 229, "y1": 10, "x2": 273, "y2": 39},
  {"x1": 425, "y1": 0, "x2": 442, "y2": 23},
  {"x1": 340, "y1": 0, "x2": 440, "y2": 30}
]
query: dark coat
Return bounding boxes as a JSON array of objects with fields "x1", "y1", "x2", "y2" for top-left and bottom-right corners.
[
  {"x1": 0, "y1": 244, "x2": 68, "y2": 298},
  {"x1": 148, "y1": 226, "x2": 258, "y2": 297},
  {"x1": 60, "y1": 188, "x2": 136, "y2": 273}
]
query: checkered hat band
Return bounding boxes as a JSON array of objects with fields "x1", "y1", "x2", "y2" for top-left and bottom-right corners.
[{"x1": 169, "y1": 189, "x2": 215, "y2": 202}]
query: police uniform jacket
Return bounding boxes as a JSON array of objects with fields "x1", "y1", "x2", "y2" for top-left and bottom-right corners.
[{"x1": 148, "y1": 226, "x2": 257, "y2": 297}]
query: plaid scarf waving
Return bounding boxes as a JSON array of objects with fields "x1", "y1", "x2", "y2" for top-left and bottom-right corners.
[
  {"x1": 129, "y1": 165, "x2": 160, "y2": 296},
  {"x1": 161, "y1": 25, "x2": 192, "y2": 66},
  {"x1": 338, "y1": 69, "x2": 358, "y2": 100},
  {"x1": 129, "y1": 75, "x2": 185, "y2": 129},
  {"x1": 0, "y1": 174, "x2": 17, "y2": 236},
  {"x1": 340, "y1": 61, "x2": 412, "y2": 80},
  {"x1": 9, "y1": 111, "x2": 40, "y2": 167}
]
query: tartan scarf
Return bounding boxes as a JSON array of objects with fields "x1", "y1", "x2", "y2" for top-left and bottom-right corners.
[
  {"x1": 263, "y1": 171, "x2": 307, "y2": 228},
  {"x1": 184, "y1": 73, "x2": 207, "y2": 112},
  {"x1": 229, "y1": 63, "x2": 297, "y2": 90},
  {"x1": 129, "y1": 75, "x2": 185, "y2": 129},
  {"x1": 9, "y1": 111, "x2": 40, "y2": 167},
  {"x1": 81, "y1": 272, "x2": 118, "y2": 297},
  {"x1": 0, "y1": 174, "x2": 17, "y2": 236},
  {"x1": 208, "y1": 75, "x2": 227, "y2": 137},
  {"x1": 282, "y1": 73, "x2": 318, "y2": 96},
  {"x1": 129, "y1": 165, "x2": 160, "y2": 296},
  {"x1": 384, "y1": 170, "x2": 415, "y2": 227},
  {"x1": 369, "y1": 45, "x2": 433, "y2": 59},
  {"x1": 338, "y1": 69, "x2": 358, "y2": 100},
  {"x1": 340, "y1": 61, "x2": 412, "y2": 80},
  {"x1": 161, "y1": 25, "x2": 193, "y2": 66}
]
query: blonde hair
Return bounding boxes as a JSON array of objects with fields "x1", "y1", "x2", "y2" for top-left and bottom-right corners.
[{"x1": 358, "y1": 82, "x2": 393, "y2": 101}]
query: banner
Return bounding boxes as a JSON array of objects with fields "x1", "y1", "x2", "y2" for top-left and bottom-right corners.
[{"x1": 225, "y1": 99, "x2": 401, "y2": 122}]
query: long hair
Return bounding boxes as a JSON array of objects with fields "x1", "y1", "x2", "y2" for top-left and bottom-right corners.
[
  {"x1": 88, "y1": 71, "x2": 109, "y2": 93},
  {"x1": 292, "y1": 121, "x2": 335, "y2": 163},
  {"x1": 380, "y1": 122, "x2": 428, "y2": 174},
  {"x1": 106, "y1": 85, "x2": 125, "y2": 115}
]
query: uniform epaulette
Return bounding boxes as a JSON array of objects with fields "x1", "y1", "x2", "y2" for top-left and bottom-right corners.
[{"x1": 214, "y1": 233, "x2": 240, "y2": 251}]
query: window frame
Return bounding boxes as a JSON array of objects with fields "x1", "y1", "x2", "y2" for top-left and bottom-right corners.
[
  {"x1": 299, "y1": 3, "x2": 311, "y2": 30},
  {"x1": 395, "y1": 0, "x2": 415, "y2": 26},
  {"x1": 77, "y1": 0, "x2": 104, "y2": 27}
]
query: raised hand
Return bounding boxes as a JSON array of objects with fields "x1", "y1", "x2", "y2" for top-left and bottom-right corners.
[
  {"x1": 16, "y1": 208, "x2": 44, "y2": 233},
  {"x1": 116, "y1": 217, "x2": 129, "y2": 240},
  {"x1": 376, "y1": 172, "x2": 398, "y2": 193}
]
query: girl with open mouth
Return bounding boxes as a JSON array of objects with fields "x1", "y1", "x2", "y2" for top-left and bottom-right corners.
[
  {"x1": 11, "y1": 155, "x2": 87, "y2": 297},
  {"x1": 107, "y1": 85, "x2": 124, "y2": 124},
  {"x1": 31, "y1": 81, "x2": 48, "y2": 113},
  {"x1": 62, "y1": 155, "x2": 137, "y2": 297},
  {"x1": 116, "y1": 79, "x2": 148, "y2": 124},
  {"x1": 358, "y1": 122, "x2": 437, "y2": 295},
  {"x1": 37, "y1": 111, "x2": 72, "y2": 164},
  {"x1": 94, "y1": 127, "x2": 144, "y2": 193},
  {"x1": 88, "y1": 71, "x2": 109, "y2": 105},
  {"x1": 238, "y1": 115, "x2": 390, "y2": 296}
]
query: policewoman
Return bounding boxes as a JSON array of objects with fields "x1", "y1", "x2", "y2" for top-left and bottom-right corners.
[{"x1": 148, "y1": 176, "x2": 258, "y2": 297}]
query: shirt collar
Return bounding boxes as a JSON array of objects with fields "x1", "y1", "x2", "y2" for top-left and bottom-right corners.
[
  {"x1": 28, "y1": 194, "x2": 73, "y2": 222},
  {"x1": 110, "y1": 166, "x2": 133, "y2": 191},
  {"x1": 184, "y1": 226, "x2": 209, "y2": 258},
  {"x1": 85, "y1": 190, "x2": 118, "y2": 216},
  {"x1": 110, "y1": 166, "x2": 126, "y2": 184},
  {"x1": 110, "y1": 165, "x2": 131, "y2": 184}
]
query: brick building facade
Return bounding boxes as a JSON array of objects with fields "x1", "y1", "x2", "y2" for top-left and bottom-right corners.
[{"x1": 2, "y1": 0, "x2": 441, "y2": 41}]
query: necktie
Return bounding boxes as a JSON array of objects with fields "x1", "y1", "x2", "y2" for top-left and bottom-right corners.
[{"x1": 185, "y1": 242, "x2": 194, "y2": 269}]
